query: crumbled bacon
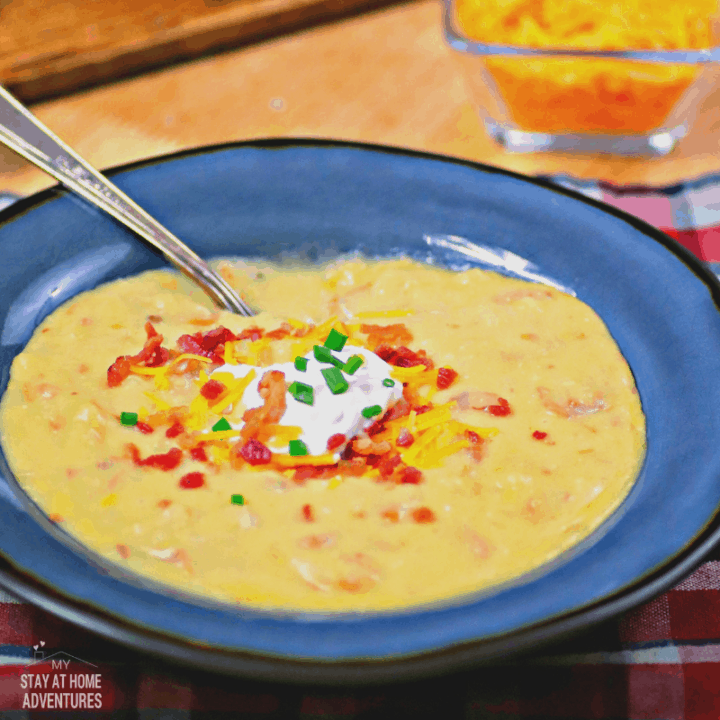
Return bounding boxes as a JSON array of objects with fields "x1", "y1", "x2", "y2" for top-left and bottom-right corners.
[
  {"x1": 176, "y1": 326, "x2": 238, "y2": 364},
  {"x1": 116, "y1": 544, "x2": 130, "y2": 559},
  {"x1": 107, "y1": 322, "x2": 169, "y2": 387},
  {"x1": 400, "y1": 466, "x2": 423, "y2": 484},
  {"x1": 127, "y1": 444, "x2": 183, "y2": 471},
  {"x1": 302, "y1": 503, "x2": 315, "y2": 522},
  {"x1": 240, "y1": 370, "x2": 287, "y2": 440},
  {"x1": 382, "y1": 399, "x2": 411, "y2": 422},
  {"x1": 166, "y1": 422, "x2": 184, "y2": 438},
  {"x1": 238, "y1": 439, "x2": 272, "y2": 465},
  {"x1": 236, "y1": 326, "x2": 264, "y2": 342},
  {"x1": 200, "y1": 379, "x2": 226, "y2": 401},
  {"x1": 360, "y1": 323, "x2": 413, "y2": 349},
  {"x1": 377, "y1": 453, "x2": 403, "y2": 480},
  {"x1": 136, "y1": 421, "x2": 154, "y2": 434},
  {"x1": 412, "y1": 507, "x2": 436, "y2": 523},
  {"x1": 265, "y1": 323, "x2": 292, "y2": 340},
  {"x1": 486, "y1": 398, "x2": 512, "y2": 416},
  {"x1": 179, "y1": 472, "x2": 205, "y2": 489},
  {"x1": 190, "y1": 444, "x2": 208, "y2": 462},
  {"x1": 437, "y1": 367, "x2": 458, "y2": 390},
  {"x1": 532, "y1": 431, "x2": 548, "y2": 440},
  {"x1": 396, "y1": 429, "x2": 414, "y2": 448},
  {"x1": 374, "y1": 344, "x2": 433, "y2": 370},
  {"x1": 327, "y1": 433, "x2": 346, "y2": 451}
]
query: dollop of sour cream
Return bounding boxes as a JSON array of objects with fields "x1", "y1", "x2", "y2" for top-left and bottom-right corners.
[{"x1": 209, "y1": 345, "x2": 403, "y2": 455}]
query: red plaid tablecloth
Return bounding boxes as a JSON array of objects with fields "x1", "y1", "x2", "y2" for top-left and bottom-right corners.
[{"x1": 1, "y1": 176, "x2": 720, "y2": 718}]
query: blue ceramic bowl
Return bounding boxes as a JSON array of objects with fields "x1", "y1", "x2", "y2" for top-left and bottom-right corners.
[{"x1": 1, "y1": 140, "x2": 720, "y2": 683}]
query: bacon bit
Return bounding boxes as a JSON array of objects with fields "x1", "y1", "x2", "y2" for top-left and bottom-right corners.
[
  {"x1": 298, "y1": 534, "x2": 336, "y2": 549},
  {"x1": 166, "y1": 422, "x2": 184, "y2": 438},
  {"x1": 412, "y1": 507, "x2": 436, "y2": 524},
  {"x1": 48, "y1": 513, "x2": 64, "y2": 523},
  {"x1": 108, "y1": 322, "x2": 169, "y2": 387},
  {"x1": 128, "y1": 444, "x2": 183, "y2": 471},
  {"x1": 179, "y1": 472, "x2": 205, "y2": 489},
  {"x1": 327, "y1": 433, "x2": 346, "y2": 451},
  {"x1": 414, "y1": 404, "x2": 432, "y2": 415},
  {"x1": 116, "y1": 544, "x2": 130, "y2": 559},
  {"x1": 78, "y1": 363, "x2": 89, "y2": 374},
  {"x1": 365, "y1": 421, "x2": 384, "y2": 436},
  {"x1": 42, "y1": 328, "x2": 51, "y2": 333},
  {"x1": 360, "y1": 323, "x2": 413, "y2": 349},
  {"x1": 396, "y1": 429, "x2": 414, "y2": 448},
  {"x1": 493, "y1": 288, "x2": 553, "y2": 304},
  {"x1": 400, "y1": 466, "x2": 423, "y2": 484},
  {"x1": 66, "y1": 468, "x2": 80, "y2": 479},
  {"x1": 437, "y1": 367, "x2": 458, "y2": 390},
  {"x1": 337, "y1": 577, "x2": 376, "y2": 594},
  {"x1": 236, "y1": 326, "x2": 264, "y2": 342},
  {"x1": 148, "y1": 315, "x2": 163, "y2": 323},
  {"x1": 533, "y1": 431, "x2": 548, "y2": 440},
  {"x1": 241, "y1": 370, "x2": 287, "y2": 439},
  {"x1": 482, "y1": 398, "x2": 512, "y2": 417},
  {"x1": 80, "y1": 317, "x2": 93, "y2": 326},
  {"x1": 302, "y1": 504, "x2": 315, "y2": 522},
  {"x1": 265, "y1": 323, "x2": 293, "y2": 340},
  {"x1": 381, "y1": 508, "x2": 400, "y2": 523},
  {"x1": 239, "y1": 439, "x2": 272, "y2": 465},
  {"x1": 382, "y1": 399, "x2": 411, "y2": 422},
  {"x1": 377, "y1": 453, "x2": 403, "y2": 480},
  {"x1": 136, "y1": 421, "x2": 154, "y2": 434},
  {"x1": 177, "y1": 326, "x2": 238, "y2": 364},
  {"x1": 352, "y1": 436, "x2": 392, "y2": 456},
  {"x1": 465, "y1": 430, "x2": 485, "y2": 462},
  {"x1": 200, "y1": 379, "x2": 227, "y2": 400},
  {"x1": 375, "y1": 343, "x2": 433, "y2": 369},
  {"x1": 157, "y1": 499, "x2": 172, "y2": 509},
  {"x1": 537, "y1": 387, "x2": 608, "y2": 418},
  {"x1": 292, "y1": 465, "x2": 332, "y2": 483},
  {"x1": 190, "y1": 444, "x2": 208, "y2": 462}
]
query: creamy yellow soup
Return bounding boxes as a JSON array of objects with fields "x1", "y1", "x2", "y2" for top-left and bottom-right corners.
[{"x1": 0, "y1": 258, "x2": 645, "y2": 611}]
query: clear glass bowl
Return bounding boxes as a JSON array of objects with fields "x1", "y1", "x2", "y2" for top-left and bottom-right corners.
[{"x1": 444, "y1": 0, "x2": 720, "y2": 155}]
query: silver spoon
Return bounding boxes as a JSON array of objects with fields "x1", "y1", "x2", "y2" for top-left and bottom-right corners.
[{"x1": 0, "y1": 84, "x2": 254, "y2": 317}]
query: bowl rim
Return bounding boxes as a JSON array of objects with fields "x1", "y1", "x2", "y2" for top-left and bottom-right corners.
[{"x1": 1, "y1": 137, "x2": 720, "y2": 684}]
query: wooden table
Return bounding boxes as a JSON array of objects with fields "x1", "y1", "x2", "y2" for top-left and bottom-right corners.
[{"x1": 3, "y1": 0, "x2": 720, "y2": 197}]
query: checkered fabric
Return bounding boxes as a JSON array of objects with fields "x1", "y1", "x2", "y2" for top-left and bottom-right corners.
[{"x1": 1, "y1": 176, "x2": 720, "y2": 718}]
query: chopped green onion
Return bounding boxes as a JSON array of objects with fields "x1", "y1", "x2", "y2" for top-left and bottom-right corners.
[
  {"x1": 324, "y1": 328, "x2": 348, "y2": 351},
  {"x1": 343, "y1": 355, "x2": 363, "y2": 375},
  {"x1": 313, "y1": 345, "x2": 344, "y2": 367},
  {"x1": 294, "y1": 356, "x2": 308, "y2": 372},
  {"x1": 288, "y1": 381, "x2": 314, "y2": 405},
  {"x1": 230, "y1": 494, "x2": 245, "y2": 505},
  {"x1": 382, "y1": 378, "x2": 395, "y2": 387},
  {"x1": 362, "y1": 405, "x2": 382, "y2": 418},
  {"x1": 212, "y1": 417, "x2": 232, "y2": 432},
  {"x1": 322, "y1": 367, "x2": 349, "y2": 395},
  {"x1": 120, "y1": 412, "x2": 138, "y2": 427},
  {"x1": 289, "y1": 439, "x2": 309, "y2": 456}
]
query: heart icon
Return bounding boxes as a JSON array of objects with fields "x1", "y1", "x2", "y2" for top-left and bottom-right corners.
[
  {"x1": 33, "y1": 645, "x2": 38, "y2": 651},
  {"x1": 40, "y1": 641, "x2": 45, "y2": 646}
]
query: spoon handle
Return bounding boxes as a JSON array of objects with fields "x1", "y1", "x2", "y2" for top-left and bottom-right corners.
[{"x1": 0, "y1": 85, "x2": 254, "y2": 317}]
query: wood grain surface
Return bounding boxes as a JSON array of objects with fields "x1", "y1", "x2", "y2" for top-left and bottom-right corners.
[
  {"x1": 2, "y1": 0, "x2": 720, "y2": 197},
  {"x1": 0, "y1": 0, "x2": 415, "y2": 101}
]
